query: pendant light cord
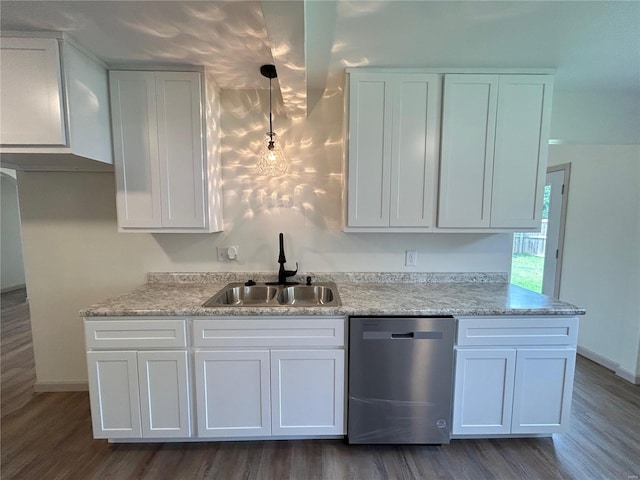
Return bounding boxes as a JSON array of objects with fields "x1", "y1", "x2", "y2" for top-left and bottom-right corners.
[{"x1": 268, "y1": 77, "x2": 274, "y2": 141}]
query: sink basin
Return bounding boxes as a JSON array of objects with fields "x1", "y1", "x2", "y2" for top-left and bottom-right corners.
[
  {"x1": 203, "y1": 282, "x2": 341, "y2": 307},
  {"x1": 277, "y1": 286, "x2": 335, "y2": 305},
  {"x1": 203, "y1": 285, "x2": 278, "y2": 306}
]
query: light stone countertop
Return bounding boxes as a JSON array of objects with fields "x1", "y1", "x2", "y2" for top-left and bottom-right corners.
[{"x1": 80, "y1": 272, "x2": 585, "y2": 318}]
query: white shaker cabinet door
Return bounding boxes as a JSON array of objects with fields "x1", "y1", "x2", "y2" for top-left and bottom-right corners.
[
  {"x1": 109, "y1": 71, "x2": 162, "y2": 228},
  {"x1": 491, "y1": 75, "x2": 553, "y2": 228},
  {"x1": 452, "y1": 348, "x2": 516, "y2": 435},
  {"x1": 195, "y1": 350, "x2": 271, "y2": 438},
  {"x1": 438, "y1": 75, "x2": 498, "y2": 228},
  {"x1": 270, "y1": 349, "x2": 345, "y2": 436},
  {"x1": 347, "y1": 73, "x2": 392, "y2": 227},
  {"x1": 155, "y1": 72, "x2": 205, "y2": 229},
  {"x1": 389, "y1": 74, "x2": 440, "y2": 227},
  {"x1": 137, "y1": 350, "x2": 191, "y2": 438},
  {"x1": 0, "y1": 37, "x2": 66, "y2": 146},
  {"x1": 511, "y1": 348, "x2": 576, "y2": 434},
  {"x1": 86, "y1": 351, "x2": 142, "y2": 439}
]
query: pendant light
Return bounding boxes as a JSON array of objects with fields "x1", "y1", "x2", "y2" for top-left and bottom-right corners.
[{"x1": 257, "y1": 64, "x2": 287, "y2": 176}]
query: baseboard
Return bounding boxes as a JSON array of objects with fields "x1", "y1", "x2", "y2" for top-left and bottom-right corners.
[
  {"x1": 33, "y1": 381, "x2": 88, "y2": 392},
  {"x1": 577, "y1": 346, "x2": 619, "y2": 371},
  {"x1": 614, "y1": 367, "x2": 640, "y2": 385},
  {"x1": 577, "y1": 346, "x2": 640, "y2": 385},
  {"x1": 1, "y1": 284, "x2": 26, "y2": 293}
]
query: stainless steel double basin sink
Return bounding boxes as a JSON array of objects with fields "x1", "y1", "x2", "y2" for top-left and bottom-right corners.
[{"x1": 202, "y1": 281, "x2": 341, "y2": 307}]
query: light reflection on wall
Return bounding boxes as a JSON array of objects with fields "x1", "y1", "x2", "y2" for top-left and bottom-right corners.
[
  {"x1": 1, "y1": 1, "x2": 276, "y2": 90},
  {"x1": 204, "y1": 68, "x2": 223, "y2": 232},
  {"x1": 220, "y1": 87, "x2": 344, "y2": 232}
]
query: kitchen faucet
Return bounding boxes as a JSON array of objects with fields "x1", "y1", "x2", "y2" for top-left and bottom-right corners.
[{"x1": 269, "y1": 233, "x2": 298, "y2": 285}]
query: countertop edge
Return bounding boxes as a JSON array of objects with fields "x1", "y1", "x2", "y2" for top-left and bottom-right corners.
[{"x1": 81, "y1": 307, "x2": 586, "y2": 318}]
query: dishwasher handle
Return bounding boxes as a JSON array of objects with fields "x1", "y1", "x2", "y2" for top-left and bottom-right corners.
[
  {"x1": 363, "y1": 331, "x2": 444, "y2": 340},
  {"x1": 391, "y1": 332, "x2": 414, "y2": 339}
]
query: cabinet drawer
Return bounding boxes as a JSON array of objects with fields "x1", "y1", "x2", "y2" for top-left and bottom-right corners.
[
  {"x1": 456, "y1": 316, "x2": 578, "y2": 346},
  {"x1": 85, "y1": 318, "x2": 187, "y2": 349},
  {"x1": 193, "y1": 317, "x2": 345, "y2": 348}
]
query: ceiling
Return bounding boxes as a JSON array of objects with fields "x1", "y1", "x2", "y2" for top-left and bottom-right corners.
[{"x1": 2, "y1": 0, "x2": 639, "y2": 116}]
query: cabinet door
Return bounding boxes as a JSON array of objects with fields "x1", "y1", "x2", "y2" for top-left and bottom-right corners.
[
  {"x1": 490, "y1": 75, "x2": 553, "y2": 228},
  {"x1": 109, "y1": 71, "x2": 162, "y2": 228},
  {"x1": 271, "y1": 349, "x2": 345, "y2": 436},
  {"x1": 0, "y1": 37, "x2": 66, "y2": 145},
  {"x1": 86, "y1": 351, "x2": 142, "y2": 438},
  {"x1": 194, "y1": 350, "x2": 271, "y2": 438},
  {"x1": 347, "y1": 73, "x2": 393, "y2": 227},
  {"x1": 452, "y1": 348, "x2": 516, "y2": 435},
  {"x1": 389, "y1": 74, "x2": 440, "y2": 227},
  {"x1": 439, "y1": 74, "x2": 498, "y2": 228},
  {"x1": 511, "y1": 348, "x2": 576, "y2": 434},
  {"x1": 155, "y1": 72, "x2": 206, "y2": 228},
  {"x1": 138, "y1": 351, "x2": 191, "y2": 438}
]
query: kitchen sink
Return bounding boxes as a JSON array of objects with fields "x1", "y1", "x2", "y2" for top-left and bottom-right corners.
[
  {"x1": 203, "y1": 281, "x2": 341, "y2": 307},
  {"x1": 277, "y1": 285, "x2": 335, "y2": 305},
  {"x1": 203, "y1": 285, "x2": 278, "y2": 306}
]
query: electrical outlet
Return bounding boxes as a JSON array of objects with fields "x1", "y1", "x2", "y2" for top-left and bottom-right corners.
[
  {"x1": 217, "y1": 246, "x2": 239, "y2": 262},
  {"x1": 405, "y1": 249, "x2": 417, "y2": 267}
]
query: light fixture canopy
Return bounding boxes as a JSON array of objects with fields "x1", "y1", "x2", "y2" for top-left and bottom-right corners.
[{"x1": 258, "y1": 64, "x2": 288, "y2": 176}]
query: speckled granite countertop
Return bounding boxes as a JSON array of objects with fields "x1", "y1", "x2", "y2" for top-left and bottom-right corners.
[{"x1": 80, "y1": 272, "x2": 585, "y2": 318}]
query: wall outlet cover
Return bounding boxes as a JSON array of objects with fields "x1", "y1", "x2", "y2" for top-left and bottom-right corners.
[
  {"x1": 405, "y1": 249, "x2": 418, "y2": 267},
  {"x1": 217, "y1": 246, "x2": 239, "y2": 262}
]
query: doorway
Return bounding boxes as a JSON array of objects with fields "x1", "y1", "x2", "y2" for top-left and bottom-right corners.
[
  {"x1": 511, "y1": 164, "x2": 571, "y2": 297},
  {"x1": 1, "y1": 169, "x2": 26, "y2": 293}
]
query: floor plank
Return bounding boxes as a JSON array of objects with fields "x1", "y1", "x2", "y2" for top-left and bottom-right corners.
[{"x1": 2, "y1": 290, "x2": 639, "y2": 479}]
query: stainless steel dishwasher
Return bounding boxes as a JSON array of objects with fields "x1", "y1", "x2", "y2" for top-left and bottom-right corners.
[{"x1": 348, "y1": 316, "x2": 455, "y2": 444}]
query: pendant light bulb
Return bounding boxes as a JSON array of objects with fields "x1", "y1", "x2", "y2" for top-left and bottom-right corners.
[
  {"x1": 258, "y1": 64, "x2": 287, "y2": 177},
  {"x1": 258, "y1": 133, "x2": 287, "y2": 176}
]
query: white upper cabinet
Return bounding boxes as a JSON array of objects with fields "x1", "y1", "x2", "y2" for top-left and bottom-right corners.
[
  {"x1": 491, "y1": 76, "x2": 553, "y2": 228},
  {"x1": 438, "y1": 75, "x2": 498, "y2": 228},
  {"x1": 109, "y1": 70, "x2": 223, "y2": 233},
  {"x1": 345, "y1": 71, "x2": 441, "y2": 230},
  {"x1": 1, "y1": 37, "x2": 66, "y2": 145},
  {"x1": 438, "y1": 74, "x2": 553, "y2": 230},
  {"x1": 0, "y1": 34, "x2": 113, "y2": 171}
]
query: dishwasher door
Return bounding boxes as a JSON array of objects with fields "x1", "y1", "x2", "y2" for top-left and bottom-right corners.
[{"x1": 348, "y1": 317, "x2": 454, "y2": 444}]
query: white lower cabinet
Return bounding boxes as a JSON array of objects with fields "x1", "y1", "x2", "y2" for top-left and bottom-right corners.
[
  {"x1": 87, "y1": 350, "x2": 191, "y2": 439},
  {"x1": 452, "y1": 316, "x2": 579, "y2": 437},
  {"x1": 194, "y1": 348, "x2": 344, "y2": 438},
  {"x1": 452, "y1": 348, "x2": 516, "y2": 435},
  {"x1": 193, "y1": 316, "x2": 346, "y2": 439},
  {"x1": 85, "y1": 317, "x2": 191, "y2": 440},
  {"x1": 85, "y1": 316, "x2": 346, "y2": 442},
  {"x1": 511, "y1": 348, "x2": 576, "y2": 434},
  {"x1": 137, "y1": 351, "x2": 191, "y2": 438},
  {"x1": 271, "y1": 349, "x2": 344, "y2": 436},
  {"x1": 87, "y1": 351, "x2": 142, "y2": 438},
  {"x1": 195, "y1": 350, "x2": 272, "y2": 438}
]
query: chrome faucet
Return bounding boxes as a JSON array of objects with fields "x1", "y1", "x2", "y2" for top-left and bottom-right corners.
[{"x1": 275, "y1": 233, "x2": 298, "y2": 285}]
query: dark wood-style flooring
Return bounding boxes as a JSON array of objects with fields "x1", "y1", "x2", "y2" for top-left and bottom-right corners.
[{"x1": 1, "y1": 289, "x2": 639, "y2": 479}]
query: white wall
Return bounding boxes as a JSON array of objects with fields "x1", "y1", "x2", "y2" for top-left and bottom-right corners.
[
  {"x1": 1, "y1": 169, "x2": 26, "y2": 291},
  {"x1": 548, "y1": 144, "x2": 640, "y2": 382},
  {"x1": 550, "y1": 90, "x2": 640, "y2": 145},
  {"x1": 17, "y1": 88, "x2": 511, "y2": 386}
]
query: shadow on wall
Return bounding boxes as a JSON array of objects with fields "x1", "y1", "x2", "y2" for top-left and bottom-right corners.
[{"x1": 220, "y1": 88, "x2": 344, "y2": 233}]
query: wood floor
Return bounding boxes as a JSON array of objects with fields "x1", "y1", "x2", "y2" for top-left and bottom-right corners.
[{"x1": 2, "y1": 290, "x2": 639, "y2": 480}]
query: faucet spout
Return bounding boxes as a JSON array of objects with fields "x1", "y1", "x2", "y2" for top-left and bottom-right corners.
[
  {"x1": 278, "y1": 233, "x2": 286, "y2": 264},
  {"x1": 273, "y1": 233, "x2": 299, "y2": 285}
]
